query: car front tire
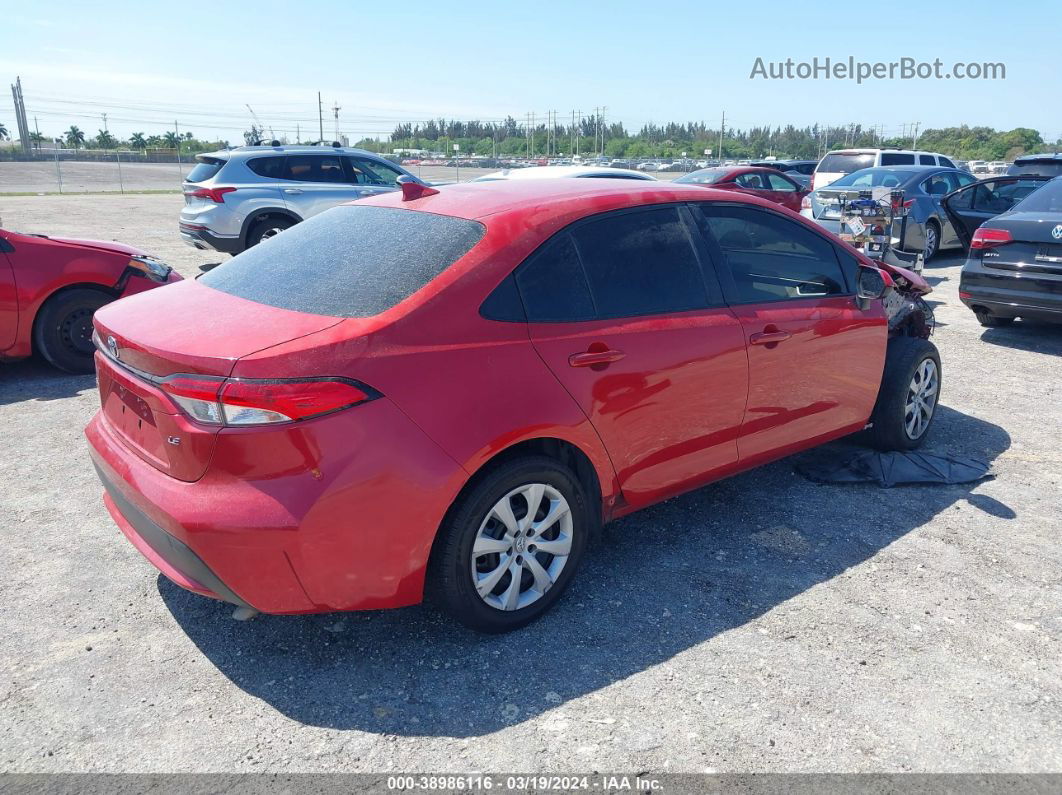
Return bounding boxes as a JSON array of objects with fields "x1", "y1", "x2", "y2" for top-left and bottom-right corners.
[
  {"x1": 33, "y1": 288, "x2": 111, "y2": 374},
  {"x1": 864, "y1": 336, "x2": 942, "y2": 451},
  {"x1": 430, "y1": 456, "x2": 590, "y2": 633}
]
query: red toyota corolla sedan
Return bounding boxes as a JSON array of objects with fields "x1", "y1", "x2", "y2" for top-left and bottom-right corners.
[
  {"x1": 85, "y1": 178, "x2": 938, "y2": 633},
  {"x1": 673, "y1": 166, "x2": 809, "y2": 212},
  {"x1": 1, "y1": 228, "x2": 180, "y2": 372}
]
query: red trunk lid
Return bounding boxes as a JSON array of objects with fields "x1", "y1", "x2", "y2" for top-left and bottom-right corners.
[{"x1": 92, "y1": 280, "x2": 343, "y2": 481}]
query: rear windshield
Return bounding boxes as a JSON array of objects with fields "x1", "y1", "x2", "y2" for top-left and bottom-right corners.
[
  {"x1": 185, "y1": 157, "x2": 226, "y2": 183},
  {"x1": 1012, "y1": 177, "x2": 1062, "y2": 213},
  {"x1": 1008, "y1": 162, "x2": 1062, "y2": 177},
  {"x1": 817, "y1": 152, "x2": 875, "y2": 174},
  {"x1": 199, "y1": 205, "x2": 485, "y2": 317},
  {"x1": 827, "y1": 169, "x2": 917, "y2": 189}
]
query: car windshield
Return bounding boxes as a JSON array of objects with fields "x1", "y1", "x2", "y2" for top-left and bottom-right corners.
[
  {"x1": 1012, "y1": 177, "x2": 1062, "y2": 213},
  {"x1": 674, "y1": 169, "x2": 730, "y2": 184},
  {"x1": 826, "y1": 169, "x2": 917, "y2": 189},
  {"x1": 817, "y1": 152, "x2": 875, "y2": 174},
  {"x1": 199, "y1": 205, "x2": 485, "y2": 318}
]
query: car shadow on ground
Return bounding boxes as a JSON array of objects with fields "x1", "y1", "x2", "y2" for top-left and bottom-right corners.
[
  {"x1": 0, "y1": 358, "x2": 95, "y2": 406},
  {"x1": 979, "y1": 321, "x2": 1062, "y2": 357},
  {"x1": 160, "y1": 404, "x2": 1010, "y2": 738}
]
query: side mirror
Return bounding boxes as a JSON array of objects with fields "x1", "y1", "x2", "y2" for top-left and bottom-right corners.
[{"x1": 857, "y1": 266, "x2": 888, "y2": 300}]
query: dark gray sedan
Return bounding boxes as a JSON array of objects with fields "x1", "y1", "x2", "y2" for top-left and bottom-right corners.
[{"x1": 801, "y1": 165, "x2": 979, "y2": 260}]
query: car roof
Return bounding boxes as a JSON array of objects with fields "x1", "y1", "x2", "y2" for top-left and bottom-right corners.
[
  {"x1": 355, "y1": 177, "x2": 749, "y2": 221},
  {"x1": 201, "y1": 145, "x2": 386, "y2": 160},
  {"x1": 1014, "y1": 153, "x2": 1062, "y2": 163},
  {"x1": 474, "y1": 165, "x2": 655, "y2": 181}
]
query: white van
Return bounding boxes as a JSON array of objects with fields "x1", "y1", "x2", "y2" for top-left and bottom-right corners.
[{"x1": 812, "y1": 148, "x2": 958, "y2": 189}]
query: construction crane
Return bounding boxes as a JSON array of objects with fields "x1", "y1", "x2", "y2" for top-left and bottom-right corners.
[{"x1": 245, "y1": 104, "x2": 274, "y2": 144}]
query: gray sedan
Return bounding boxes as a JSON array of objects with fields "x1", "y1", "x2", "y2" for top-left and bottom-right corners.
[{"x1": 801, "y1": 165, "x2": 979, "y2": 260}]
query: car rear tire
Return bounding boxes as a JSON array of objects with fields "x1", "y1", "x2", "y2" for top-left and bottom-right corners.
[
  {"x1": 864, "y1": 336, "x2": 942, "y2": 451},
  {"x1": 974, "y1": 309, "x2": 1014, "y2": 327},
  {"x1": 33, "y1": 288, "x2": 111, "y2": 374},
  {"x1": 430, "y1": 456, "x2": 590, "y2": 633},
  {"x1": 247, "y1": 216, "x2": 294, "y2": 249},
  {"x1": 923, "y1": 220, "x2": 940, "y2": 261}
]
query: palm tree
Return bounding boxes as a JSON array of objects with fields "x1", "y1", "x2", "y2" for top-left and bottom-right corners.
[
  {"x1": 29, "y1": 131, "x2": 45, "y2": 150},
  {"x1": 0, "y1": 121, "x2": 9, "y2": 140},
  {"x1": 163, "y1": 130, "x2": 180, "y2": 149},
  {"x1": 65, "y1": 125, "x2": 86, "y2": 149},
  {"x1": 95, "y1": 129, "x2": 117, "y2": 149},
  {"x1": 129, "y1": 132, "x2": 146, "y2": 151}
]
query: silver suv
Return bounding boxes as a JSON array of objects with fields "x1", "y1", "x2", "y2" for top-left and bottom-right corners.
[{"x1": 179, "y1": 145, "x2": 424, "y2": 254}]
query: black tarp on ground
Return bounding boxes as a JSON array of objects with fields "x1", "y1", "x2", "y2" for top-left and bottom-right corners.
[{"x1": 794, "y1": 449, "x2": 993, "y2": 488}]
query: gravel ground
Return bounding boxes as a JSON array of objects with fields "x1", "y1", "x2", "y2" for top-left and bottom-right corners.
[{"x1": 1, "y1": 193, "x2": 1060, "y2": 774}]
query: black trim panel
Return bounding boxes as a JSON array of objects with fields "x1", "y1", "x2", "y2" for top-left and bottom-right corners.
[{"x1": 93, "y1": 461, "x2": 250, "y2": 607}]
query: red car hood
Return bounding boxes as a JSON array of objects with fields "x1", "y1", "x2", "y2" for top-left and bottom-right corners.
[{"x1": 48, "y1": 236, "x2": 150, "y2": 257}]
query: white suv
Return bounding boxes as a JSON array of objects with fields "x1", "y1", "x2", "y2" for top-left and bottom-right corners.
[
  {"x1": 179, "y1": 145, "x2": 425, "y2": 255},
  {"x1": 813, "y1": 148, "x2": 958, "y2": 190}
]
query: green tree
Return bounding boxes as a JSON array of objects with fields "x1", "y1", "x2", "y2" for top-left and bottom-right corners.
[
  {"x1": 95, "y1": 129, "x2": 117, "y2": 149},
  {"x1": 129, "y1": 132, "x2": 147, "y2": 150},
  {"x1": 163, "y1": 131, "x2": 180, "y2": 149},
  {"x1": 0, "y1": 121, "x2": 9, "y2": 141},
  {"x1": 65, "y1": 125, "x2": 86, "y2": 149}
]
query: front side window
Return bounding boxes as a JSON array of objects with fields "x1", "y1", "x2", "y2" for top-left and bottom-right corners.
[
  {"x1": 699, "y1": 205, "x2": 847, "y2": 303},
  {"x1": 766, "y1": 172, "x2": 797, "y2": 192},
  {"x1": 350, "y1": 157, "x2": 404, "y2": 187}
]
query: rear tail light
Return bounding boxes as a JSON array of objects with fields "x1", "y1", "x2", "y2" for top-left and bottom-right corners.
[
  {"x1": 800, "y1": 195, "x2": 812, "y2": 210},
  {"x1": 183, "y1": 186, "x2": 237, "y2": 203},
  {"x1": 970, "y1": 227, "x2": 1013, "y2": 249},
  {"x1": 159, "y1": 376, "x2": 377, "y2": 426}
]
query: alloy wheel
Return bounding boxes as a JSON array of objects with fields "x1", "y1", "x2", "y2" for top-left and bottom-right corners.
[
  {"x1": 470, "y1": 483, "x2": 574, "y2": 612},
  {"x1": 905, "y1": 358, "x2": 939, "y2": 439}
]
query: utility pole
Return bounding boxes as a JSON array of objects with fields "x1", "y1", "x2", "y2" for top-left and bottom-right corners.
[
  {"x1": 174, "y1": 120, "x2": 182, "y2": 179},
  {"x1": 718, "y1": 110, "x2": 725, "y2": 163},
  {"x1": 101, "y1": 113, "x2": 108, "y2": 133},
  {"x1": 531, "y1": 111, "x2": 535, "y2": 158},
  {"x1": 576, "y1": 109, "x2": 581, "y2": 157},
  {"x1": 600, "y1": 106, "x2": 607, "y2": 156},
  {"x1": 34, "y1": 116, "x2": 41, "y2": 152},
  {"x1": 911, "y1": 121, "x2": 921, "y2": 148},
  {"x1": 332, "y1": 100, "x2": 341, "y2": 143},
  {"x1": 318, "y1": 92, "x2": 324, "y2": 145}
]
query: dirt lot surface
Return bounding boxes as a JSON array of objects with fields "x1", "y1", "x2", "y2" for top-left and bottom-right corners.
[{"x1": 1, "y1": 193, "x2": 1060, "y2": 773}]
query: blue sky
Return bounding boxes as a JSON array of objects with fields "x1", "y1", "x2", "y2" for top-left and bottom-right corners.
[{"x1": 2, "y1": 0, "x2": 1056, "y2": 144}]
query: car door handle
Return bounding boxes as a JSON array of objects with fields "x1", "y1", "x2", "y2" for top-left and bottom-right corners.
[
  {"x1": 749, "y1": 330, "x2": 791, "y2": 345},
  {"x1": 283, "y1": 188, "x2": 303, "y2": 194},
  {"x1": 568, "y1": 349, "x2": 626, "y2": 367}
]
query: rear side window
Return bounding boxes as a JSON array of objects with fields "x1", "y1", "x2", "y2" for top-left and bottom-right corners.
[
  {"x1": 515, "y1": 233, "x2": 596, "y2": 322},
  {"x1": 185, "y1": 157, "x2": 226, "y2": 183},
  {"x1": 200, "y1": 205, "x2": 485, "y2": 318},
  {"x1": 247, "y1": 156, "x2": 286, "y2": 178},
  {"x1": 881, "y1": 153, "x2": 916, "y2": 166},
  {"x1": 919, "y1": 155, "x2": 936, "y2": 165},
  {"x1": 699, "y1": 205, "x2": 847, "y2": 303},
  {"x1": 282, "y1": 155, "x2": 347, "y2": 183},
  {"x1": 818, "y1": 152, "x2": 874, "y2": 174},
  {"x1": 571, "y1": 207, "x2": 709, "y2": 318},
  {"x1": 939, "y1": 157, "x2": 956, "y2": 168}
]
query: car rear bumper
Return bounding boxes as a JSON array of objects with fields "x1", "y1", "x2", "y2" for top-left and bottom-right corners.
[
  {"x1": 85, "y1": 396, "x2": 468, "y2": 614},
  {"x1": 179, "y1": 223, "x2": 242, "y2": 254},
  {"x1": 960, "y1": 262, "x2": 1062, "y2": 321}
]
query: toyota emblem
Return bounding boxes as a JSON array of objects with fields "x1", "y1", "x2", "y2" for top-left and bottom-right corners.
[{"x1": 106, "y1": 335, "x2": 119, "y2": 360}]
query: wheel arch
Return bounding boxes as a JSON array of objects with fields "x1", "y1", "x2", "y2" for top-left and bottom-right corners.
[
  {"x1": 429, "y1": 435, "x2": 607, "y2": 568},
  {"x1": 238, "y1": 208, "x2": 302, "y2": 249},
  {"x1": 29, "y1": 281, "x2": 118, "y2": 354}
]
